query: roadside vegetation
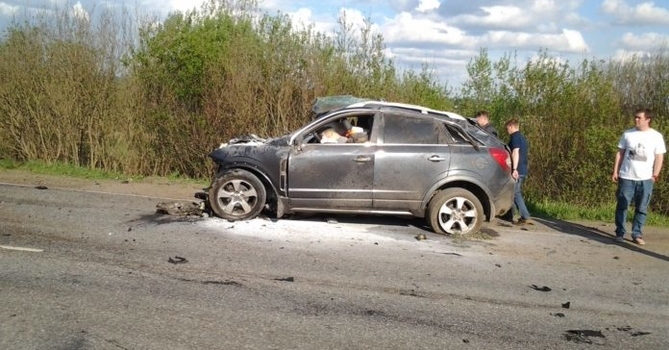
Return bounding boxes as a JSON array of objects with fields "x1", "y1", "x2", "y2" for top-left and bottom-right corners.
[{"x1": 1, "y1": 0, "x2": 668, "y2": 224}]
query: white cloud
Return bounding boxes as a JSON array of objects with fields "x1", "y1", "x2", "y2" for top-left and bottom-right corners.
[
  {"x1": 0, "y1": 3, "x2": 19, "y2": 16},
  {"x1": 481, "y1": 29, "x2": 588, "y2": 52},
  {"x1": 380, "y1": 10, "x2": 588, "y2": 54},
  {"x1": 416, "y1": 0, "x2": 440, "y2": 13},
  {"x1": 611, "y1": 48, "x2": 651, "y2": 62},
  {"x1": 382, "y1": 12, "x2": 469, "y2": 45},
  {"x1": 562, "y1": 28, "x2": 589, "y2": 52},
  {"x1": 451, "y1": 5, "x2": 533, "y2": 29},
  {"x1": 389, "y1": 0, "x2": 421, "y2": 12},
  {"x1": 168, "y1": 0, "x2": 203, "y2": 13},
  {"x1": 72, "y1": 1, "x2": 89, "y2": 21},
  {"x1": 479, "y1": 5, "x2": 533, "y2": 28},
  {"x1": 287, "y1": 7, "x2": 313, "y2": 27},
  {"x1": 619, "y1": 32, "x2": 669, "y2": 50},
  {"x1": 449, "y1": 1, "x2": 583, "y2": 32},
  {"x1": 601, "y1": 0, "x2": 669, "y2": 25}
]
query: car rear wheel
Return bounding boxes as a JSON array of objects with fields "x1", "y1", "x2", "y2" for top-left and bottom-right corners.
[
  {"x1": 427, "y1": 188, "x2": 483, "y2": 235},
  {"x1": 209, "y1": 169, "x2": 266, "y2": 221}
]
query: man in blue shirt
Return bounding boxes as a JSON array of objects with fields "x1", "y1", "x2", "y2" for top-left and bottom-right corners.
[{"x1": 503, "y1": 118, "x2": 531, "y2": 225}]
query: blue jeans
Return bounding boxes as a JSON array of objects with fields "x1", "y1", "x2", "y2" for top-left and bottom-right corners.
[
  {"x1": 615, "y1": 178, "x2": 654, "y2": 238},
  {"x1": 503, "y1": 175, "x2": 530, "y2": 221}
]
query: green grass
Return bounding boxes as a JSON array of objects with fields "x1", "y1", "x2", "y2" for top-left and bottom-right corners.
[
  {"x1": 0, "y1": 159, "x2": 126, "y2": 179},
  {"x1": 529, "y1": 199, "x2": 669, "y2": 227}
]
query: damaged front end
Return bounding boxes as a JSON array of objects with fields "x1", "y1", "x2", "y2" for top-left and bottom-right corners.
[
  {"x1": 205, "y1": 133, "x2": 292, "y2": 222},
  {"x1": 220, "y1": 134, "x2": 268, "y2": 147}
]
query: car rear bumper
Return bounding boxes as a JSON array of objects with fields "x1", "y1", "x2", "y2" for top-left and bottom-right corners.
[{"x1": 492, "y1": 179, "x2": 515, "y2": 217}]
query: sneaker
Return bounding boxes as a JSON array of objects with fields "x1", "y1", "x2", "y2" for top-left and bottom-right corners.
[
  {"x1": 514, "y1": 218, "x2": 528, "y2": 226},
  {"x1": 633, "y1": 237, "x2": 646, "y2": 245},
  {"x1": 614, "y1": 236, "x2": 625, "y2": 243}
]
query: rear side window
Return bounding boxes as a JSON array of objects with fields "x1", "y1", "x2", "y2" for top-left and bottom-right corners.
[
  {"x1": 444, "y1": 124, "x2": 470, "y2": 144},
  {"x1": 383, "y1": 115, "x2": 440, "y2": 144}
]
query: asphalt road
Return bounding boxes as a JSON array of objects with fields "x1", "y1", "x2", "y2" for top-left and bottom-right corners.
[{"x1": 1, "y1": 179, "x2": 668, "y2": 350}]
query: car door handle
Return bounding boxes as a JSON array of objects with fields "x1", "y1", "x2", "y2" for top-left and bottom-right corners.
[
  {"x1": 428, "y1": 155, "x2": 446, "y2": 162},
  {"x1": 354, "y1": 156, "x2": 372, "y2": 163}
]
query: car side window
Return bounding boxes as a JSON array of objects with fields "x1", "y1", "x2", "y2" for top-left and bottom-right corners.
[
  {"x1": 382, "y1": 115, "x2": 440, "y2": 144},
  {"x1": 444, "y1": 124, "x2": 469, "y2": 144},
  {"x1": 310, "y1": 113, "x2": 374, "y2": 144}
]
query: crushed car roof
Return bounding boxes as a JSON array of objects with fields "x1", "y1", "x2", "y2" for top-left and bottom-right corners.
[
  {"x1": 347, "y1": 101, "x2": 467, "y2": 121},
  {"x1": 311, "y1": 95, "x2": 371, "y2": 116},
  {"x1": 311, "y1": 95, "x2": 466, "y2": 121}
]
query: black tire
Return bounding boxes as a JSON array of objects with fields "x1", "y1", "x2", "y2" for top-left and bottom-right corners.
[
  {"x1": 209, "y1": 169, "x2": 266, "y2": 221},
  {"x1": 427, "y1": 188, "x2": 483, "y2": 235}
]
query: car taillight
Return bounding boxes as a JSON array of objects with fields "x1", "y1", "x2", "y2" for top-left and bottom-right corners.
[{"x1": 489, "y1": 148, "x2": 511, "y2": 173}]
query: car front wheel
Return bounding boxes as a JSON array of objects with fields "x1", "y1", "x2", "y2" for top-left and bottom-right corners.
[
  {"x1": 209, "y1": 169, "x2": 267, "y2": 221},
  {"x1": 427, "y1": 188, "x2": 483, "y2": 235}
]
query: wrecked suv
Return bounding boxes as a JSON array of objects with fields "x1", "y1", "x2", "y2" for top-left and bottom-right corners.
[{"x1": 206, "y1": 97, "x2": 515, "y2": 235}]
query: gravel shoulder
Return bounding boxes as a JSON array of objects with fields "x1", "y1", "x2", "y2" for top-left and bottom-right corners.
[{"x1": 0, "y1": 169, "x2": 206, "y2": 201}]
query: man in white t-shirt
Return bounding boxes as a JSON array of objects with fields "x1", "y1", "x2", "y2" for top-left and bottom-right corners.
[{"x1": 612, "y1": 108, "x2": 666, "y2": 245}]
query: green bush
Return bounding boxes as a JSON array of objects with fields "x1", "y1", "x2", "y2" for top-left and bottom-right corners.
[{"x1": 0, "y1": 0, "x2": 667, "y2": 217}]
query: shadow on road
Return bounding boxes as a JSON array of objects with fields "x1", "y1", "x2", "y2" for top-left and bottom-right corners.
[
  {"x1": 533, "y1": 217, "x2": 669, "y2": 263},
  {"x1": 277, "y1": 213, "x2": 433, "y2": 233}
]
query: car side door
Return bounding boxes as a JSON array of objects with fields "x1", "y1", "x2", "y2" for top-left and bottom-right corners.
[
  {"x1": 286, "y1": 112, "x2": 377, "y2": 209},
  {"x1": 373, "y1": 112, "x2": 451, "y2": 211}
]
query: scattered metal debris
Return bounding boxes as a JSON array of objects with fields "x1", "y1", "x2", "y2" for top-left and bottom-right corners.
[
  {"x1": 616, "y1": 326, "x2": 651, "y2": 337},
  {"x1": 415, "y1": 233, "x2": 427, "y2": 241},
  {"x1": 156, "y1": 201, "x2": 205, "y2": 217},
  {"x1": 168, "y1": 256, "x2": 188, "y2": 264},
  {"x1": 203, "y1": 280, "x2": 242, "y2": 287},
  {"x1": 439, "y1": 252, "x2": 463, "y2": 256},
  {"x1": 274, "y1": 277, "x2": 295, "y2": 282},
  {"x1": 564, "y1": 329, "x2": 605, "y2": 344},
  {"x1": 530, "y1": 284, "x2": 552, "y2": 292},
  {"x1": 399, "y1": 289, "x2": 424, "y2": 297},
  {"x1": 631, "y1": 331, "x2": 651, "y2": 337}
]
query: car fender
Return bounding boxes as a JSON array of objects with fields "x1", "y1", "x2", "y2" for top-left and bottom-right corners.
[
  {"x1": 214, "y1": 159, "x2": 280, "y2": 196},
  {"x1": 421, "y1": 169, "x2": 495, "y2": 219}
]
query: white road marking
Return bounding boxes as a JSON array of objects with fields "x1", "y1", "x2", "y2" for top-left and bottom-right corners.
[{"x1": 0, "y1": 245, "x2": 44, "y2": 252}]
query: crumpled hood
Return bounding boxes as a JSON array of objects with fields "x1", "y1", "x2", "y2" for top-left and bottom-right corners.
[{"x1": 217, "y1": 134, "x2": 290, "y2": 148}]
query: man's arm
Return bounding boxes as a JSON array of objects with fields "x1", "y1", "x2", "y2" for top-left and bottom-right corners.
[
  {"x1": 511, "y1": 148, "x2": 520, "y2": 169},
  {"x1": 653, "y1": 153, "x2": 664, "y2": 181},
  {"x1": 612, "y1": 148, "x2": 624, "y2": 182},
  {"x1": 511, "y1": 148, "x2": 520, "y2": 179}
]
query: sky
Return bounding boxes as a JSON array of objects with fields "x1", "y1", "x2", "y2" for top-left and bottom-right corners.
[{"x1": 1, "y1": 0, "x2": 669, "y2": 88}]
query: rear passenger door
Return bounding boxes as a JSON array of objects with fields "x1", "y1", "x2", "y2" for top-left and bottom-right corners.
[{"x1": 373, "y1": 113, "x2": 451, "y2": 211}]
